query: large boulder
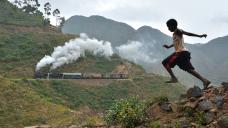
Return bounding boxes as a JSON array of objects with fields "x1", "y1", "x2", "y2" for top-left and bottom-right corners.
[
  {"x1": 198, "y1": 99, "x2": 213, "y2": 111},
  {"x1": 187, "y1": 86, "x2": 203, "y2": 98}
]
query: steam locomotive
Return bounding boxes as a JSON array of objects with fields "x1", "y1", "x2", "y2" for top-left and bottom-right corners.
[{"x1": 34, "y1": 72, "x2": 129, "y2": 79}]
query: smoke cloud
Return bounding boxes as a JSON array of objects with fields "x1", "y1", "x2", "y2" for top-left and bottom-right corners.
[
  {"x1": 36, "y1": 33, "x2": 113, "y2": 71},
  {"x1": 116, "y1": 41, "x2": 158, "y2": 65}
]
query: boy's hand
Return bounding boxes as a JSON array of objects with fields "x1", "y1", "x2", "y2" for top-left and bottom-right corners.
[
  {"x1": 200, "y1": 34, "x2": 207, "y2": 38},
  {"x1": 163, "y1": 44, "x2": 169, "y2": 49}
]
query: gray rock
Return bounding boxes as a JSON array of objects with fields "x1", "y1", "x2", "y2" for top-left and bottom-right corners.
[
  {"x1": 158, "y1": 102, "x2": 172, "y2": 112},
  {"x1": 204, "y1": 112, "x2": 215, "y2": 124},
  {"x1": 218, "y1": 115, "x2": 228, "y2": 128},
  {"x1": 187, "y1": 86, "x2": 203, "y2": 98},
  {"x1": 178, "y1": 117, "x2": 192, "y2": 128},
  {"x1": 198, "y1": 99, "x2": 213, "y2": 111},
  {"x1": 215, "y1": 95, "x2": 223, "y2": 109}
]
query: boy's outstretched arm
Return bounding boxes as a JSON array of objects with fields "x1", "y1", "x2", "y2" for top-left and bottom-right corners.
[{"x1": 182, "y1": 30, "x2": 207, "y2": 38}]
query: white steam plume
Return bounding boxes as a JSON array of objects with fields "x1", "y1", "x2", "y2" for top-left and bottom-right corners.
[
  {"x1": 36, "y1": 33, "x2": 113, "y2": 71},
  {"x1": 116, "y1": 41, "x2": 158, "y2": 65}
]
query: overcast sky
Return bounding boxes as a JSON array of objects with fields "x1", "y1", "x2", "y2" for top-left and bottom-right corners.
[{"x1": 36, "y1": 0, "x2": 228, "y2": 43}]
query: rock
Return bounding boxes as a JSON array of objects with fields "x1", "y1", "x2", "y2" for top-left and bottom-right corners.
[
  {"x1": 212, "y1": 88, "x2": 220, "y2": 95},
  {"x1": 215, "y1": 95, "x2": 223, "y2": 109},
  {"x1": 210, "y1": 108, "x2": 218, "y2": 113},
  {"x1": 178, "y1": 117, "x2": 192, "y2": 128},
  {"x1": 221, "y1": 82, "x2": 228, "y2": 92},
  {"x1": 178, "y1": 99, "x2": 188, "y2": 104},
  {"x1": 184, "y1": 100, "x2": 199, "y2": 109},
  {"x1": 218, "y1": 115, "x2": 228, "y2": 128},
  {"x1": 198, "y1": 99, "x2": 213, "y2": 111},
  {"x1": 189, "y1": 97, "x2": 197, "y2": 102},
  {"x1": 204, "y1": 112, "x2": 215, "y2": 124},
  {"x1": 223, "y1": 103, "x2": 228, "y2": 113},
  {"x1": 171, "y1": 103, "x2": 178, "y2": 112},
  {"x1": 187, "y1": 86, "x2": 203, "y2": 98},
  {"x1": 190, "y1": 122, "x2": 198, "y2": 127},
  {"x1": 158, "y1": 102, "x2": 172, "y2": 112}
]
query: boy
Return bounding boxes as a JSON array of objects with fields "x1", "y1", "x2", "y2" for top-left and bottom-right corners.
[{"x1": 162, "y1": 19, "x2": 210, "y2": 89}]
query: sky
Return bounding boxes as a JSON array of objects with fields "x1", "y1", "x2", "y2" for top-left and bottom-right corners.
[{"x1": 14, "y1": 0, "x2": 228, "y2": 44}]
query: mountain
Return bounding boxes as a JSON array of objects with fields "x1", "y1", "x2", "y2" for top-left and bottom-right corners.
[
  {"x1": 62, "y1": 15, "x2": 136, "y2": 46},
  {"x1": 189, "y1": 36, "x2": 228, "y2": 82},
  {"x1": 62, "y1": 15, "x2": 228, "y2": 85}
]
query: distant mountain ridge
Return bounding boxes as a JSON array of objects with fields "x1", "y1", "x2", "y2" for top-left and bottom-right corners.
[
  {"x1": 62, "y1": 15, "x2": 136, "y2": 46},
  {"x1": 62, "y1": 15, "x2": 228, "y2": 85}
]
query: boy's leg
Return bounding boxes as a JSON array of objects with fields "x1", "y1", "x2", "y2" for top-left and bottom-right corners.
[
  {"x1": 163, "y1": 65, "x2": 178, "y2": 83},
  {"x1": 187, "y1": 69, "x2": 211, "y2": 89},
  {"x1": 162, "y1": 53, "x2": 178, "y2": 83}
]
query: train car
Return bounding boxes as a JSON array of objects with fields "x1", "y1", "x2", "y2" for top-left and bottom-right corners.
[
  {"x1": 110, "y1": 73, "x2": 129, "y2": 79},
  {"x1": 47, "y1": 72, "x2": 63, "y2": 79},
  {"x1": 62, "y1": 73, "x2": 82, "y2": 79},
  {"x1": 82, "y1": 73, "x2": 102, "y2": 79}
]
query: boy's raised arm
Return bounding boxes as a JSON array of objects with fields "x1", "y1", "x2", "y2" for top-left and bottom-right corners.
[{"x1": 182, "y1": 30, "x2": 207, "y2": 38}]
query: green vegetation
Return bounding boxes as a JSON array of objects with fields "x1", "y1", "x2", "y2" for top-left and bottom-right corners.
[
  {"x1": 105, "y1": 97, "x2": 146, "y2": 128},
  {"x1": 0, "y1": 77, "x2": 75, "y2": 128},
  {"x1": 0, "y1": 31, "x2": 75, "y2": 78},
  {"x1": 0, "y1": 76, "x2": 185, "y2": 127},
  {"x1": 0, "y1": 0, "x2": 43, "y2": 26}
]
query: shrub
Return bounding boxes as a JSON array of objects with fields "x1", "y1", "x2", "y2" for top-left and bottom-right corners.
[{"x1": 105, "y1": 97, "x2": 146, "y2": 128}]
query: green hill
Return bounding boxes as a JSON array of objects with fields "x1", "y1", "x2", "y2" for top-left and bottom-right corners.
[
  {"x1": 0, "y1": 0, "x2": 44, "y2": 26},
  {"x1": 0, "y1": 1, "x2": 186, "y2": 127}
]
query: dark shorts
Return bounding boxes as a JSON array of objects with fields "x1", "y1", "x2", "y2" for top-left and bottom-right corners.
[{"x1": 162, "y1": 51, "x2": 194, "y2": 71}]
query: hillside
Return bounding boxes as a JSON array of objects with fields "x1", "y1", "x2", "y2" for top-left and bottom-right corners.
[
  {"x1": 0, "y1": 1, "x2": 187, "y2": 127},
  {"x1": 0, "y1": 0, "x2": 44, "y2": 26},
  {"x1": 0, "y1": 74, "x2": 185, "y2": 128}
]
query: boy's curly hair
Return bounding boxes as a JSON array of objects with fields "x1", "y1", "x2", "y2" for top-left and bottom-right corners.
[{"x1": 166, "y1": 19, "x2": 178, "y2": 27}]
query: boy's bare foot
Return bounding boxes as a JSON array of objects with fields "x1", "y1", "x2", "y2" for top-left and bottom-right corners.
[
  {"x1": 203, "y1": 80, "x2": 211, "y2": 90},
  {"x1": 166, "y1": 78, "x2": 178, "y2": 83}
]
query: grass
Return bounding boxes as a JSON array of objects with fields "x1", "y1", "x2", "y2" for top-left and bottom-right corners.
[{"x1": 0, "y1": 77, "x2": 75, "y2": 128}]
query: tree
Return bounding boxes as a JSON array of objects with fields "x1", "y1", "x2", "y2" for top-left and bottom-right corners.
[
  {"x1": 59, "y1": 17, "x2": 65, "y2": 31},
  {"x1": 44, "y1": 2, "x2": 51, "y2": 25},
  {"x1": 59, "y1": 17, "x2": 65, "y2": 28},
  {"x1": 13, "y1": 0, "x2": 23, "y2": 7},
  {"x1": 52, "y1": 9, "x2": 60, "y2": 26},
  {"x1": 13, "y1": 0, "x2": 40, "y2": 14},
  {"x1": 44, "y1": 2, "x2": 51, "y2": 18}
]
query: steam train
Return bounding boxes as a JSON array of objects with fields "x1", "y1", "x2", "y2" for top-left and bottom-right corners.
[{"x1": 34, "y1": 72, "x2": 129, "y2": 79}]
